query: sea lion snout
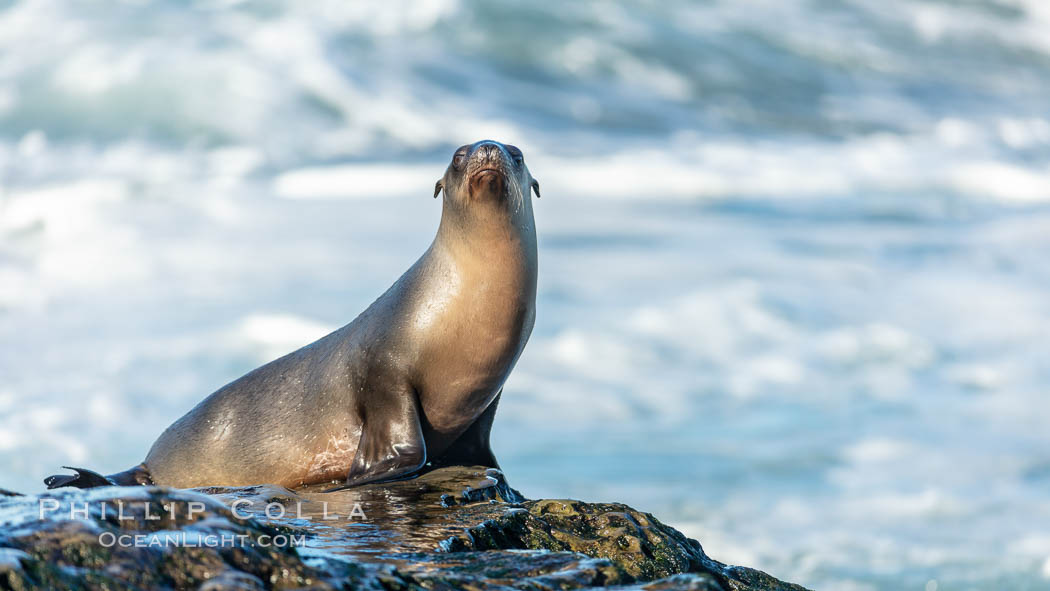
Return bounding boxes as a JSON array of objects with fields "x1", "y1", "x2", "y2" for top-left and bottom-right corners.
[
  {"x1": 466, "y1": 142, "x2": 515, "y2": 196},
  {"x1": 470, "y1": 141, "x2": 511, "y2": 166},
  {"x1": 435, "y1": 140, "x2": 538, "y2": 201},
  {"x1": 468, "y1": 142, "x2": 512, "y2": 174}
]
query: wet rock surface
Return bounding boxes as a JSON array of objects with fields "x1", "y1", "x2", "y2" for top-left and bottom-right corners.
[{"x1": 0, "y1": 467, "x2": 810, "y2": 590}]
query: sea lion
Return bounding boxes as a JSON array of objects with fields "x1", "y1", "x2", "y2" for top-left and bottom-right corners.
[{"x1": 46, "y1": 140, "x2": 541, "y2": 490}]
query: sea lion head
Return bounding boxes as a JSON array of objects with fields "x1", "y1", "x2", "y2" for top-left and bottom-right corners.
[{"x1": 434, "y1": 140, "x2": 541, "y2": 209}]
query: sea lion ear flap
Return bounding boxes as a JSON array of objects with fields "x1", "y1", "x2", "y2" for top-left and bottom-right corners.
[
  {"x1": 434, "y1": 180, "x2": 443, "y2": 199},
  {"x1": 530, "y1": 179, "x2": 541, "y2": 198}
]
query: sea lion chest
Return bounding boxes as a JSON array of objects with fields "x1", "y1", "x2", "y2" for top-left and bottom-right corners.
[{"x1": 409, "y1": 240, "x2": 536, "y2": 437}]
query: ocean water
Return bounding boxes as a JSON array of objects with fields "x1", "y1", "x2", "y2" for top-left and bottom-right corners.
[{"x1": 2, "y1": 1, "x2": 1050, "y2": 589}]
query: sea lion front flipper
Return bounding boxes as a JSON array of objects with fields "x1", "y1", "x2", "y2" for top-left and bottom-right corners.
[
  {"x1": 44, "y1": 466, "x2": 116, "y2": 489},
  {"x1": 429, "y1": 389, "x2": 501, "y2": 470},
  {"x1": 327, "y1": 387, "x2": 427, "y2": 492}
]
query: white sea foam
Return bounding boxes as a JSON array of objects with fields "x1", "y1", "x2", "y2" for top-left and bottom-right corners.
[
  {"x1": 274, "y1": 164, "x2": 437, "y2": 199},
  {"x1": 234, "y1": 314, "x2": 335, "y2": 361},
  {"x1": 263, "y1": 132, "x2": 1050, "y2": 203}
]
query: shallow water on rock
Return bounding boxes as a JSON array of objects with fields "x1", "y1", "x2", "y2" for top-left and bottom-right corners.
[{"x1": 198, "y1": 467, "x2": 518, "y2": 560}]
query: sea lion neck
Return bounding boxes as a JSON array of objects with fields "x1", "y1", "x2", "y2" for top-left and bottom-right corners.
[{"x1": 433, "y1": 194, "x2": 536, "y2": 260}]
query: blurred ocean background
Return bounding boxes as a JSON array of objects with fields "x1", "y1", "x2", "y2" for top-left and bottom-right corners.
[{"x1": 2, "y1": 0, "x2": 1050, "y2": 588}]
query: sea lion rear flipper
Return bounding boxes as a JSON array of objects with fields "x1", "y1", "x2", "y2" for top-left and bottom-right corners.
[
  {"x1": 326, "y1": 386, "x2": 427, "y2": 492},
  {"x1": 44, "y1": 467, "x2": 116, "y2": 489},
  {"x1": 108, "y1": 463, "x2": 154, "y2": 486},
  {"x1": 429, "y1": 389, "x2": 501, "y2": 470}
]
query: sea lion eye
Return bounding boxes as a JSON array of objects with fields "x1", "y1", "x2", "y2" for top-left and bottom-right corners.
[
  {"x1": 506, "y1": 145, "x2": 523, "y2": 165},
  {"x1": 452, "y1": 149, "x2": 468, "y2": 170}
]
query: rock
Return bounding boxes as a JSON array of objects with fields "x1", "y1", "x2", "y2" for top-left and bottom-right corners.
[
  {"x1": 0, "y1": 467, "x2": 809, "y2": 590},
  {"x1": 0, "y1": 486, "x2": 401, "y2": 590}
]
